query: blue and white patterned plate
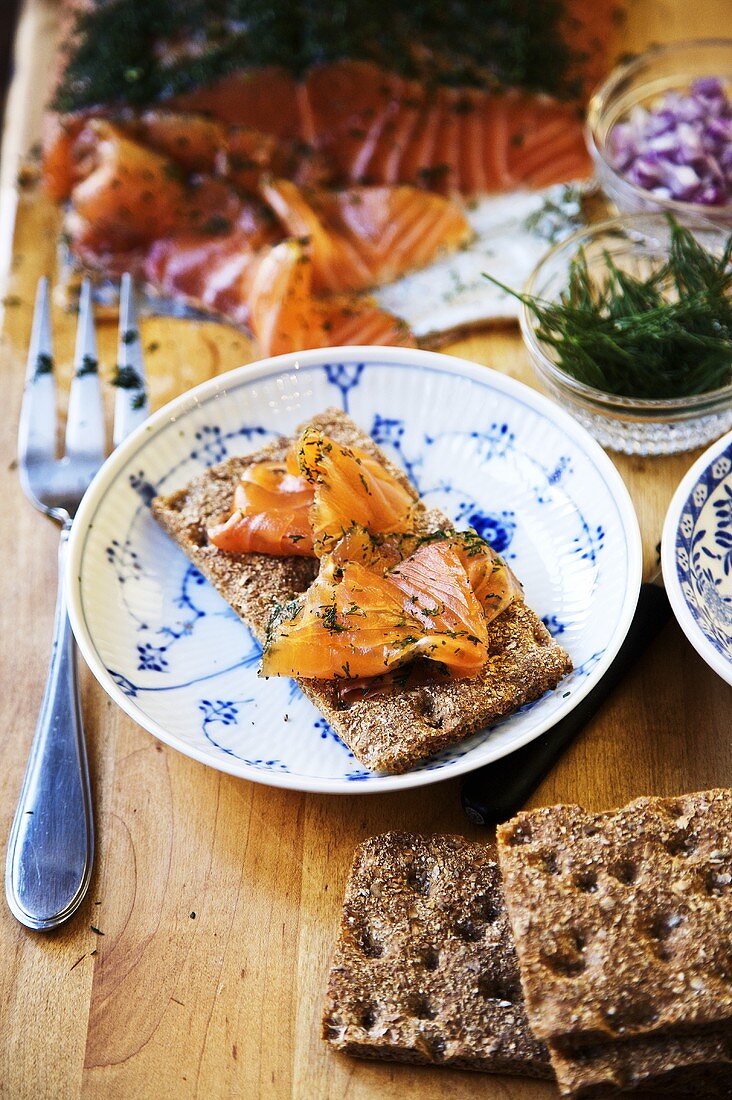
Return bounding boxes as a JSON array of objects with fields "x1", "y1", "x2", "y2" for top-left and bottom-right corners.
[
  {"x1": 66, "y1": 347, "x2": 642, "y2": 793},
  {"x1": 662, "y1": 429, "x2": 732, "y2": 688}
]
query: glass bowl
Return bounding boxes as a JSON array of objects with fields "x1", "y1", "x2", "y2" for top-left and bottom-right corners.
[
  {"x1": 520, "y1": 214, "x2": 732, "y2": 456},
  {"x1": 586, "y1": 39, "x2": 732, "y2": 226}
]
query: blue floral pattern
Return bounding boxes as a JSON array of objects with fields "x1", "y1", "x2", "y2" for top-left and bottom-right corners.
[
  {"x1": 674, "y1": 444, "x2": 732, "y2": 664},
  {"x1": 324, "y1": 361, "x2": 364, "y2": 411},
  {"x1": 71, "y1": 352, "x2": 639, "y2": 790},
  {"x1": 455, "y1": 505, "x2": 516, "y2": 554}
]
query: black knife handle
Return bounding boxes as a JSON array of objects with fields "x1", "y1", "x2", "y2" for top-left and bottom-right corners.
[{"x1": 460, "y1": 582, "x2": 672, "y2": 827}]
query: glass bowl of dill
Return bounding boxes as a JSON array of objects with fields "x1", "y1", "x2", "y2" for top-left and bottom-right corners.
[
  {"x1": 586, "y1": 39, "x2": 732, "y2": 225},
  {"x1": 518, "y1": 213, "x2": 732, "y2": 455}
]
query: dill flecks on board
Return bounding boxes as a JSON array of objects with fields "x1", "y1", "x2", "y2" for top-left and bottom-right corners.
[{"x1": 488, "y1": 218, "x2": 732, "y2": 400}]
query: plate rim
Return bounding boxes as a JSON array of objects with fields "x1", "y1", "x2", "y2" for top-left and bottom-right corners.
[
  {"x1": 661, "y1": 427, "x2": 732, "y2": 688},
  {"x1": 66, "y1": 345, "x2": 643, "y2": 793}
]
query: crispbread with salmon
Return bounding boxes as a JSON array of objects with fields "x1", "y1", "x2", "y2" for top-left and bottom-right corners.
[{"x1": 151, "y1": 408, "x2": 572, "y2": 773}]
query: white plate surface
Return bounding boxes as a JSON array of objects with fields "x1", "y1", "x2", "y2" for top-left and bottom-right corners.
[
  {"x1": 662, "y1": 429, "x2": 732, "y2": 688},
  {"x1": 66, "y1": 346, "x2": 642, "y2": 793}
]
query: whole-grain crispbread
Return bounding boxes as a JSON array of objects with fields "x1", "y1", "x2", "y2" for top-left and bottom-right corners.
[
  {"x1": 322, "y1": 832, "x2": 552, "y2": 1077},
  {"x1": 496, "y1": 789, "x2": 732, "y2": 1048},
  {"x1": 550, "y1": 1026, "x2": 732, "y2": 1098},
  {"x1": 152, "y1": 407, "x2": 572, "y2": 773}
]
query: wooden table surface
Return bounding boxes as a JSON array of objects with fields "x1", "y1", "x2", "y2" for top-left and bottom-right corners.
[{"x1": 1, "y1": 3, "x2": 730, "y2": 1098}]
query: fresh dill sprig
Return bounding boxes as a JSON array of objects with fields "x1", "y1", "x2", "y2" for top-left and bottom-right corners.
[{"x1": 485, "y1": 217, "x2": 732, "y2": 400}]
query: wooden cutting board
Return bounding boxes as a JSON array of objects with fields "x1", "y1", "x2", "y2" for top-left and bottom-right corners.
[{"x1": 0, "y1": 3, "x2": 730, "y2": 1098}]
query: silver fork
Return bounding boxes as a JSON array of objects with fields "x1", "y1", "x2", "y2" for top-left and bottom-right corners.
[{"x1": 6, "y1": 273, "x2": 148, "y2": 931}]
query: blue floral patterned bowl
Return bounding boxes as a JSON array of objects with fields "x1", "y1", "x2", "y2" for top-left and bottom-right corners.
[
  {"x1": 662, "y1": 429, "x2": 732, "y2": 687},
  {"x1": 65, "y1": 346, "x2": 642, "y2": 793}
]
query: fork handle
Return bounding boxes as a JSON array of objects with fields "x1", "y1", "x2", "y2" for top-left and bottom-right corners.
[{"x1": 5, "y1": 526, "x2": 94, "y2": 930}]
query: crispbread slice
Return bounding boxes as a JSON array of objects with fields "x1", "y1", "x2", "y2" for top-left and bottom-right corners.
[
  {"x1": 496, "y1": 789, "x2": 732, "y2": 1049},
  {"x1": 322, "y1": 832, "x2": 552, "y2": 1077},
  {"x1": 152, "y1": 407, "x2": 572, "y2": 774},
  {"x1": 550, "y1": 1027, "x2": 732, "y2": 1098}
]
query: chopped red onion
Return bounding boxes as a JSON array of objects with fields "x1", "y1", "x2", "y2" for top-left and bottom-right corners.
[{"x1": 609, "y1": 77, "x2": 732, "y2": 206}]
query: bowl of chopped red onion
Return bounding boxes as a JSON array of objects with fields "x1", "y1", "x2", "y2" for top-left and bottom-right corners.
[{"x1": 587, "y1": 39, "x2": 732, "y2": 224}]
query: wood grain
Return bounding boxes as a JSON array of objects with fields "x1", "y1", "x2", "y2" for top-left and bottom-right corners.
[{"x1": 0, "y1": 3, "x2": 730, "y2": 1098}]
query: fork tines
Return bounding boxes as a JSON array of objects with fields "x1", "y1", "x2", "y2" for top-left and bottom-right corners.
[
  {"x1": 114, "y1": 272, "x2": 149, "y2": 446},
  {"x1": 65, "y1": 278, "x2": 105, "y2": 461},
  {"x1": 22, "y1": 274, "x2": 149, "y2": 464},
  {"x1": 19, "y1": 276, "x2": 56, "y2": 461}
]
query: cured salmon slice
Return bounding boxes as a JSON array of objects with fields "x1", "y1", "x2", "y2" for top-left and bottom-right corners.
[
  {"x1": 223, "y1": 126, "x2": 296, "y2": 192},
  {"x1": 261, "y1": 538, "x2": 491, "y2": 681},
  {"x1": 396, "y1": 97, "x2": 445, "y2": 192},
  {"x1": 361, "y1": 527, "x2": 524, "y2": 627},
  {"x1": 207, "y1": 462, "x2": 315, "y2": 557},
  {"x1": 245, "y1": 239, "x2": 320, "y2": 356},
  {"x1": 444, "y1": 531, "x2": 524, "y2": 623},
  {"x1": 303, "y1": 61, "x2": 407, "y2": 183},
  {"x1": 390, "y1": 540, "x2": 491, "y2": 650},
  {"x1": 298, "y1": 62, "x2": 591, "y2": 195},
  {"x1": 261, "y1": 180, "x2": 370, "y2": 293},
  {"x1": 318, "y1": 298, "x2": 416, "y2": 348},
  {"x1": 505, "y1": 99, "x2": 587, "y2": 185},
  {"x1": 145, "y1": 232, "x2": 415, "y2": 355},
  {"x1": 416, "y1": 86, "x2": 465, "y2": 195},
  {"x1": 133, "y1": 112, "x2": 225, "y2": 175},
  {"x1": 294, "y1": 426, "x2": 417, "y2": 555},
  {"x1": 69, "y1": 121, "x2": 188, "y2": 249},
  {"x1": 262, "y1": 179, "x2": 471, "y2": 293},
  {"x1": 206, "y1": 425, "x2": 416, "y2": 558},
  {"x1": 363, "y1": 78, "x2": 426, "y2": 187},
  {"x1": 476, "y1": 92, "x2": 515, "y2": 192},
  {"x1": 317, "y1": 185, "x2": 472, "y2": 283},
  {"x1": 457, "y1": 88, "x2": 489, "y2": 196},
  {"x1": 145, "y1": 228, "x2": 269, "y2": 328},
  {"x1": 142, "y1": 193, "x2": 275, "y2": 314},
  {"x1": 68, "y1": 122, "x2": 264, "y2": 253},
  {"x1": 171, "y1": 67, "x2": 302, "y2": 139},
  {"x1": 43, "y1": 112, "x2": 88, "y2": 201},
  {"x1": 247, "y1": 237, "x2": 416, "y2": 354}
]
